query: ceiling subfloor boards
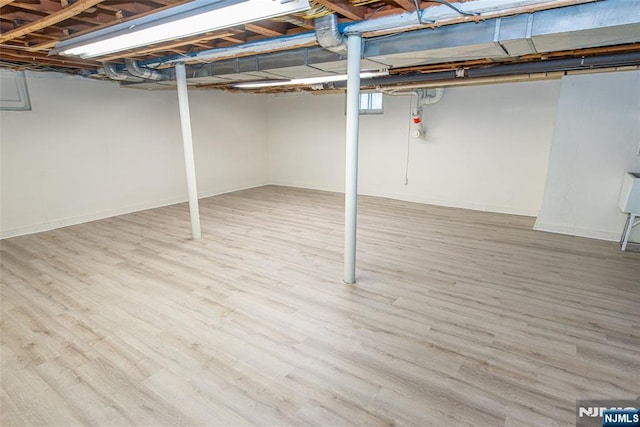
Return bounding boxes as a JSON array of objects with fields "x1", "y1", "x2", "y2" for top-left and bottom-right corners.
[{"x1": 0, "y1": 0, "x2": 639, "y2": 89}]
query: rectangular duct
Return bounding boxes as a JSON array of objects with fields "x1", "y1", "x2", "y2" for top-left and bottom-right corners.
[{"x1": 125, "y1": 0, "x2": 640, "y2": 88}]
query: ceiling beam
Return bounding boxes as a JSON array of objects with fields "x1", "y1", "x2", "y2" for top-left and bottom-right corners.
[
  {"x1": 0, "y1": 0, "x2": 105, "y2": 43},
  {"x1": 1, "y1": 48, "x2": 99, "y2": 68},
  {"x1": 278, "y1": 16, "x2": 314, "y2": 30},
  {"x1": 220, "y1": 35, "x2": 246, "y2": 44},
  {"x1": 244, "y1": 21, "x2": 286, "y2": 37},
  {"x1": 26, "y1": 2, "x2": 189, "y2": 52},
  {"x1": 10, "y1": 0, "x2": 63, "y2": 14},
  {"x1": 8, "y1": 0, "x2": 118, "y2": 27},
  {"x1": 95, "y1": 2, "x2": 157, "y2": 18},
  {"x1": 0, "y1": 11, "x2": 49, "y2": 23},
  {"x1": 0, "y1": 0, "x2": 17, "y2": 7},
  {"x1": 26, "y1": 38, "x2": 68, "y2": 52},
  {"x1": 99, "y1": 32, "x2": 236, "y2": 61},
  {"x1": 313, "y1": 0, "x2": 365, "y2": 20},
  {"x1": 390, "y1": 0, "x2": 417, "y2": 11}
]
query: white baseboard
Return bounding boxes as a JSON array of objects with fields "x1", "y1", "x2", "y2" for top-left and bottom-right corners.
[
  {"x1": 5, "y1": 182, "x2": 626, "y2": 244},
  {"x1": 363, "y1": 190, "x2": 539, "y2": 217},
  {"x1": 533, "y1": 222, "x2": 621, "y2": 242},
  {"x1": 268, "y1": 181, "x2": 539, "y2": 217},
  {"x1": 0, "y1": 182, "x2": 268, "y2": 240},
  {"x1": 268, "y1": 180, "x2": 342, "y2": 194}
]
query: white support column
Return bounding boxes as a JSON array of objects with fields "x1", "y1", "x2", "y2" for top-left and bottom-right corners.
[
  {"x1": 344, "y1": 33, "x2": 362, "y2": 284},
  {"x1": 175, "y1": 62, "x2": 202, "y2": 239}
]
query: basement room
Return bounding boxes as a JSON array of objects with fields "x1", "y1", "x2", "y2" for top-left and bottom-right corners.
[{"x1": 1, "y1": 0, "x2": 639, "y2": 425}]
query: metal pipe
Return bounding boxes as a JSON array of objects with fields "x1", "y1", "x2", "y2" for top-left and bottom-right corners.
[
  {"x1": 142, "y1": 32, "x2": 317, "y2": 68},
  {"x1": 380, "y1": 88, "x2": 422, "y2": 114},
  {"x1": 356, "y1": 70, "x2": 457, "y2": 87},
  {"x1": 466, "y1": 52, "x2": 640, "y2": 77},
  {"x1": 102, "y1": 62, "x2": 144, "y2": 82},
  {"x1": 620, "y1": 214, "x2": 638, "y2": 251},
  {"x1": 175, "y1": 62, "x2": 202, "y2": 240},
  {"x1": 125, "y1": 59, "x2": 165, "y2": 81},
  {"x1": 423, "y1": 87, "x2": 445, "y2": 104},
  {"x1": 315, "y1": 14, "x2": 347, "y2": 55},
  {"x1": 344, "y1": 33, "x2": 362, "y2": 284},
  {"x1": 351, "y1": 52, "x2": 640, "y2": 88},
  {"x1": 375, "y1": 72, "x2": 566, "y2": 90},
  {"x1": 380, "y1": 87, "x2": 444, "y2": 108}
]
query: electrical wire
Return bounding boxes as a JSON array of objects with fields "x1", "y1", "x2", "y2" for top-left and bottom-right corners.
[
  {"x1": 0, "y1": 60, "x2": 90, "y2": 75},
  {"x1": 0, "y1": 43, "x2": 35, "y2": 51},
  {"x1": 413, "y1": 0, "x2": 480, "y2": 25},
  {"x1": 366, "y1": 5, "x2": 386, "y2": 20},
  {"x1": 351, "y1": 0, "x2": 383, "y2": 6},
  {"x1": 413, "y1": 0, "x2": 434, "y2": 24},
  {"x1": 423, "y1": 0, "x2": 480, "y2": 17},
  {"x1": 404, "y1": 96, "x2": 415, "y2": 185},
  {"x1": 299, "y1": 2, "x2": 333, "y2": 19},
  {"x1": 175, "y1": 51, "x2": 212, "y2": 64}
]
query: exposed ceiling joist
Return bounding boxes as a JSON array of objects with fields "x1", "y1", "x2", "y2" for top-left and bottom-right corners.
[
  {"x1": 21, "y1": 0, "x2": 193, "y2": 52},
  {"x1": 245, "y1": 21, "x2": 287, "y2": 37},
  {"x1": 314, "y1": 0, "x2": 366, "y2": 20},
  {"x1": 9, "y1": 0, "x2": 122, "y2": 27},
  {"x1": 100, "y1": 31, "x2": 236, "y2": 61},
  {"x1": 390, "y1": 0, "x2": 418, "y2": 11},
  {"x1": 9, "y1": 0, "x2": 64, "y2": 14},
  {"x1": 26, "y1": 38, "x2": 67, "y2": 52},
  {"x1": 278, "y1": 16, "x2": 314, "y2": 30},
  {"x1": 1, "y1": 0, "x2": 638, "y2": 94},
  {"x1": 1, "y1": 48, "x2": 98, "y2": 68},
  {"x1": 220, "y1": 35, "x2": 246, "y2": 44},
  {"x1": 0, "y1": 0, "x2": 105, "y2": 43}
]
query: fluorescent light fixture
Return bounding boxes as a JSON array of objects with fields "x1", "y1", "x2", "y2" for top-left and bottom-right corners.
[
  {"x1": 234, "y1": 70, "x2": 390, "y2": 88},
  {"x1": 51, "y1": 0, "x2": 310, "y2": 59}
]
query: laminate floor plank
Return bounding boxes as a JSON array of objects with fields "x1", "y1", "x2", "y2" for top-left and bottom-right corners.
[{"x1": 1, "y1": 185, "x2": 639, "y2": 426}]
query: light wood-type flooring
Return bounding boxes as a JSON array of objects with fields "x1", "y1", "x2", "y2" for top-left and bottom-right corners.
[{"x1": 2, "y1": 185, "x2": 639, "y2": 426}]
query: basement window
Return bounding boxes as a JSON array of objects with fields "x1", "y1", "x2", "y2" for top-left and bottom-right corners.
[{"x1": 359, "y1": 92, "x2": 383, "y2": 115}]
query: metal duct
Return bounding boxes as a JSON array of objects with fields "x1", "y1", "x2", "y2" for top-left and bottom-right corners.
[
  {"x1": 143, "y1": 0, "x2": 592, "y2": 67},
  {"x1": 102, "y1": 62, "x2": 144, "y2": 82},
  {"x1": 315, "y1": 15, "x2": 347, "y2": 55},
  {"x1": 353, "y1": 52, "x2": 640, "y2": 88},
  {"x1": 142, "y1": 32, "x2": 317, "y2": 68},
  {"x1": 125, "y1": 59, "x2": 165, "y2": 81},
  {"x1": 129, "y1": 0, "x2": 640, "y2": 89}
]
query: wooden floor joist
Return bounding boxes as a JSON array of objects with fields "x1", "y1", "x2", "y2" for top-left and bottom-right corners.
[{"x1": 0, "y1": 0, "x2": 106, "y2": 44}]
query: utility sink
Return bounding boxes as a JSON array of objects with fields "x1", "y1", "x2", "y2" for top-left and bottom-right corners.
[{"x1": 619, "y1": 172, "x2": 640, "y2": 214}]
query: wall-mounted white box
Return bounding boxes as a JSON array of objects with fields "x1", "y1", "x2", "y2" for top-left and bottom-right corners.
[{"x1": 619, "y1": 172, "x2": 640, "y2": 214}]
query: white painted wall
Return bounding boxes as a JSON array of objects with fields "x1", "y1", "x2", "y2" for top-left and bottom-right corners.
[
  {"x1": 535, "y1": 70, "x2": 640, "y2": 242},
  {"x1": 0, "y1": 72, "x2": 268, "y2": 238},
  {"x1": 268, "y1": 80, "x2": 561, "y2": 216},
  {"x1": 3, "y1": 69, "x2": 637, "y2": 243}
]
